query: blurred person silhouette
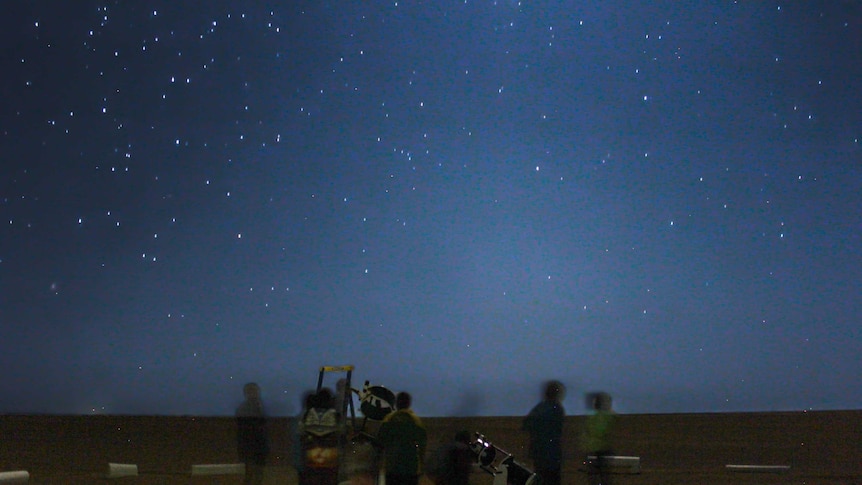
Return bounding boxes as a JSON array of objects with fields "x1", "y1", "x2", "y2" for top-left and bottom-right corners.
[
  {"x1": 581, "y1": 392, "x2": 616, "y2": 485},
  {"x1": 522, "y1": 380, "x2": 565, "y2": 485},
  {"x1": 299, "y1": 388, "x2": 342, "y2": 485},
  {"x1": 236, "y1": 382, "x2": 270, "y2": 485},
  {"x1": 427, "y1": 429, "x2": 474, "y2": 485},
  {"x1": 335, "y1": 378, "x2": 353, "y2": 418},
  {"x1": 377, "y1": 391, "x2": 428, "y2": 485},
  {"x1": 333, "y1": 379, "x2": 360, "y2": 483}
]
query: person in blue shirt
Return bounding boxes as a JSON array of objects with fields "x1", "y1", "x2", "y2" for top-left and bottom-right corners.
[{"x1": 523, "y1": 380, "x2": 566, "y2": 485}]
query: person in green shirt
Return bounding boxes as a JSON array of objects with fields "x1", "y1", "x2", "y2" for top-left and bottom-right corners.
[
  {"x1": 378, "y1": 391, "x2": 428, "y2": 485},
  {"x1": 581, "y1": 392, "x2": 615, "y2": 485}
]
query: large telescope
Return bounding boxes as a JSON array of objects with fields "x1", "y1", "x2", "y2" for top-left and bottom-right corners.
[{"x1": 469, "y1": 433, "x2": 536, "y2": 485}]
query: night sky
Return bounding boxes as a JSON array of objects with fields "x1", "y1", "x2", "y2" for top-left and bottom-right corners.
[{"x1": 2, "y1": 1, "x2": 860, "y2": 417}]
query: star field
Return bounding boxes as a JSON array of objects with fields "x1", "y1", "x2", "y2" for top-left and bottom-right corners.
[{"x1": 1, "y1": 1, "x2": 860, "y2": 416}]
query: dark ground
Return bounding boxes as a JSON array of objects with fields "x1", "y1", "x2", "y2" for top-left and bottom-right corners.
[{"x1": 1, "y1": 411, "x2": 860, "y2": 484}]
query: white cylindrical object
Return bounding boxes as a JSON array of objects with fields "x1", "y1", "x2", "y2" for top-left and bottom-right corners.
[
  {"x1": 190, "y1": 463, "x2": 246, "y2": 476},
  {"x1": 0, "y1": 470, "x2": 29, "y2": 484},
  {"x1": 605, "y1": 456, "x2": 641, "y2": 473},
  {"x1": 725, "y1": 464, "x2": 790, "y2": 473},
  {"x1": 107, "y1": 463, "x2": 139, "y2": 478}
]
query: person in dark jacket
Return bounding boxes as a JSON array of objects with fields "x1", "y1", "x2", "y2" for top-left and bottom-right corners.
[
  {"x1": 523, "y1": 380, "x2": 566, "y2": 485},
  {"x1": 377, "y1": 391, "x2": 428, "y2": 485},
  {"x1": 236, "y1": 382, "x2": 270, "y2": 485}
]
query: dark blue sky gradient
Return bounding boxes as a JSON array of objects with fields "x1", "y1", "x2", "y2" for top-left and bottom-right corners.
[{"x1": 1, "y1": 1, "x2": 860, "y2": 416}]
